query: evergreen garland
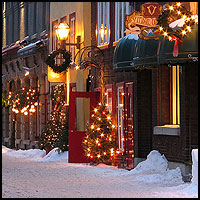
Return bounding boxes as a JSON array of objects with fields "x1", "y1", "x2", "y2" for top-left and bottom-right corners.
[
  {"x1": 157, "y1": 3, "x2": 197, "y2": 40},
  {"x1": 7, "y1": 87, "x2": 39, "y2": 115}
]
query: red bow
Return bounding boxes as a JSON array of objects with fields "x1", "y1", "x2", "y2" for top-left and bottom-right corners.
[{"x1": 171, "y1": 35, "x2": 183, "y2": 57}]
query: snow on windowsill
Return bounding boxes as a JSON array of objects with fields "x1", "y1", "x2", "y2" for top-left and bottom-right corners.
[{"x1": 154, "y1": 124, "x2": 180, "y2": 136}]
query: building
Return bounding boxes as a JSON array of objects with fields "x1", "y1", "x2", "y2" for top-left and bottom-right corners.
[
  {"x1": 2, "y1": 2, "x2": 198, "y2": 179},
  {"x1": 88, "y1": 1, "x2": 198, "y2": 177},
  {"x1": 2, "y1": 2, "x2": 50, "y2": 149}
]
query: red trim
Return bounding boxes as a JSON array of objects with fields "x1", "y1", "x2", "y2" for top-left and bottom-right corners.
[
  {"x1": 105, "y1": 84, "x2": 113, "y2": 113},
  {"x1": 69, "y1": 12, "x2": 76, "y2": 56},
  {"x1": 94, "y1": 87, "x2": 102, "y2": 102},
  {"x1": 116, "y1": 82, "x2": 125, "y2": 151}
]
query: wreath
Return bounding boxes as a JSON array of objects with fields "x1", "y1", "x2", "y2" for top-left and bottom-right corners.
[
  {"x1": 157, "y1": 2, "x2": 197, "y2": 57},
  {"x1": 46, "y1": 49, "x2": 72, "y2": 73},
  {"x1": 157, "y1": 2, "x2": 197, "y2": 40}
]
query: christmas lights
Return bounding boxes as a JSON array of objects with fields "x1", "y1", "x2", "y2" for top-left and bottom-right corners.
[
  {"x1": 38, "y1": 84, "x2": 69, "y2": 152},
  {"x1": 7, "y1": 87, "x2": 39, "y2": 115},
  {"x1": 82, "y1": 103, "x2": 117, "y2": 163}
]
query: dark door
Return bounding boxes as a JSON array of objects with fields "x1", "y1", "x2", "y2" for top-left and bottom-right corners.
[
  {"x1": 68, "y1": 91, "x2": 100, "y2": 163},
  {"x1": 124, "y1": 83, "x2": 134, "y2": 170}
]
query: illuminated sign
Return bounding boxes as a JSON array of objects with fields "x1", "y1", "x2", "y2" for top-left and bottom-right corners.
[{"x1": 125, "y1": 2, "x2": 162, "y2": 40}]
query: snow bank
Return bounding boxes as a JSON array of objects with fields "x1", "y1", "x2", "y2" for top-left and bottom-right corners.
[
  {"x1": 3, "y1": 146, "x2": 46, "y2": 160},
  {"x1": 39, "y1": 147, "x2": 68, "y2": 162},
  {"x1": 134, "y1": 150, "x2": 168, "y2": 173},
  {"x1": 2, "y1": 145, "x2": 13, "y2": 153},
  {"x1": 122, "y1": 150, "x2": 184, "y2": 186},
  {"x1": 191, "y1": 149, "x2": 198, "y2": 185}
]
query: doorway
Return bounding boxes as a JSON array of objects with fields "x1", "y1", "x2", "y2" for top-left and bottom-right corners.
[{"x1": 68, "y1": 91, "x2": 100, "y2": 163}]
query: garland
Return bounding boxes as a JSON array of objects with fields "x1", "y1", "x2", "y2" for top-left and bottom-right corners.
[
  {"x1": 8, "y1": 87, "x2": 39, "y2": 115},
  {"x1": 157, "y1": 2, "x2": 197, "y2": 40},
  {"x1": 45, "y1": 49, "x2": 72, "y2": 73},
  {"x1": 157, "y1": 2, "x2": 198, "y2": 56}
]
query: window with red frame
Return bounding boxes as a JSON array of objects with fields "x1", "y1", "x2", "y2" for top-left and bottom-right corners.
[
  {"x1": 69, "y1": 12, "x2": 76, "y2": 61},
  {"x1": 105, "y1": 84, "x2": 113, "y2": 114}
]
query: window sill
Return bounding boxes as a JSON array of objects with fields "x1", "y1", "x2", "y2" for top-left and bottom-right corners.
[{"x1": 154, "y1": 125, "x2": 180, "y2": 136}]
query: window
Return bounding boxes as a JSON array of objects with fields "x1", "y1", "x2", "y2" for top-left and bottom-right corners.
[
  {"x1": 97, "y1": 2, "x2": 110, "y2": 46},
  {"x1": 52, "y1": 20, "x2": 59, "y2": 63},
  {"x1": 117, "y1": 83, "x2": 124, "y2": 150},
  {"x1": 154, "y1": 65, "x2": 180, "y2": 136},
  {"x1": 105, "y1": 85, "x2": 113, "y2": 114},
  {"x1": 115, "y1": 2, "x2": 131, "y2": 41},
  {"x1": 171, "y1": 65, "x2": 180, "y2": 125},
  {"x1": 69, "y1": 12, "x2": 76, "y2": 60}
]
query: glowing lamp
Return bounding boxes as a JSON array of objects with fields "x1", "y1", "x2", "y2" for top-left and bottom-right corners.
[{"x1": 56, "y1": 23, "x2": 70, "y2": 41}]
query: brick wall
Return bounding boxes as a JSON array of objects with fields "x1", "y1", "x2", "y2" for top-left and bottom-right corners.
[
  {"x1": 152, "y1": 63, "x2": 198, "y2": 163},
  {"x1": 183, "y1": 63, "x2": 198, "y2": 161},
  {"x1": 136, "y1": 70, "x2": 152, "y2": 158}
]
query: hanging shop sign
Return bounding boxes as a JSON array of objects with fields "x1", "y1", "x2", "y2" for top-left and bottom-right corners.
[
  {"x1": 125, "y1": 2, "x2": 162, "y2": 40},
  {"x1": 48, "y1": 67, "x2": 66, "y2": 83}
]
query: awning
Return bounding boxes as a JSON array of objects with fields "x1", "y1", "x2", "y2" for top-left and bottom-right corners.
[
  {"x1": 113, "y1": 33, "x2": 159, "y2": 71},
  {"x1": 17, "y1": 39, "x2": 48, "y2": 57},
  {"x1": 113, "y1": 24, "x2": 198, "y2": 71},
  {"x1": 158, "y1": 24, "x2": 198, "y2": 64},
  {"x1": 2, "y1": 41, "x2": 20, "y2": 60}
]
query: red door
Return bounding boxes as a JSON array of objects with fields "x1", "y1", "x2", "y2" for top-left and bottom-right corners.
[
  {"x1": 124, "y1": 83, "x2": 134, "y2": 170},
  {"x1": 68, "y1": 91, "x2": 100, "y2": 163}
]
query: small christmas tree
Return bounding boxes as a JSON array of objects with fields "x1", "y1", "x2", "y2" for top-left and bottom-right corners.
[
  {"x1": 38, "y1": 84, "x2": 68, "y2": 152},
  {"x1": 82, "y1": 102, "x2": 117, "y2": 163}
]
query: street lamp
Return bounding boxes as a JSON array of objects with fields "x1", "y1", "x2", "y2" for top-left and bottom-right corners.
[{"x1": 55, "y1": 22, "x2": 81, "y2": 50}]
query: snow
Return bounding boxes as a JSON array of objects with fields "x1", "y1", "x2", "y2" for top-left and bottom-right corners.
[
  {"x1": 2, "y1": 146, "x2": 198, "y2": 198},
  {"x1": 192, "y1": 149, "x2": 198, "y2": 185}
]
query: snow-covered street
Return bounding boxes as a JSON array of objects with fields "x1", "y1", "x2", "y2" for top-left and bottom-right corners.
[{"x1": 2, "y1": 146, "x2": 198, "y2": 198}]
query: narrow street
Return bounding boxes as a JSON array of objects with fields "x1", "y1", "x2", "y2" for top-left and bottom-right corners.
[
  {"x1": 2, "y1": 151, "x2": 197, "y2": 198},
  {"x1": 2, "y1": 154, "x2": 155, "y2": 198}
]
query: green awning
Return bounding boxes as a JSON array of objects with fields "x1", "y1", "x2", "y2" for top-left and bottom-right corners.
[
  {"x1": 113, "y1": 25, "x2": 198, "y2": 71},
  {"x1": 158, "y1": 24, "x2": 198, "y2": 65},
  {"x1": 113, "y1": 33, "x2": 159, "y2": 71}
]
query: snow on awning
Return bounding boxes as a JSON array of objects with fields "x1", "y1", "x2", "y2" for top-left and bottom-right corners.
[
  {"x1": 113, "y1": 33, "x2": 159, "y2": 71},
  {"x1": 17, "y1": 39, "x2": 48, "y2": 57}
]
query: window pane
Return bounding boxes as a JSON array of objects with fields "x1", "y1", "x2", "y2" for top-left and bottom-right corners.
[
  {"x1": 76, "y1": 98, "x2": 90, "y2": 131},
  {"x1": 105, "y1": 88, "x2": 112, "y2": 114},
  {"x1": 172, "y1": 65, "x2": 180, "y2": 125},
  {"x1": 97, "y1": 2, "x2": 110, "y2": 45}
]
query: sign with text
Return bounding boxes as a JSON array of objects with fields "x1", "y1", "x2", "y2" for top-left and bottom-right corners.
[{"x1": 125, "y1": 2, "x2": 162, "y2": 40}]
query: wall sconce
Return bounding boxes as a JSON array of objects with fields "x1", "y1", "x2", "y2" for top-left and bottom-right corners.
[{"x1": 56, "y1": 22, "x2": 82, "y2": 50}]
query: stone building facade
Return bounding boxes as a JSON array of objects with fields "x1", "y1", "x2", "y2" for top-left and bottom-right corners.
[{"x1": 2, "y1": 2, "x2": 50, "y2": 149}]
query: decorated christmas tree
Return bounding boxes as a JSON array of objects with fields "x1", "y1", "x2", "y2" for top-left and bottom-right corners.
[
  {"x1": 38, "y1": 84, "x2": 68, "y2": 152},
  {"x1": 82, "y1": 103, "x2": 117, "y2": 163}
]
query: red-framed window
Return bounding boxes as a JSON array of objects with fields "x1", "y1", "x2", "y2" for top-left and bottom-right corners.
[
  {"x1": 69, "y1": 12, "x2": 76, "y2": 60},
  {"x1": 105, "y1": 84, "x2": 113, "y2": 114},
  {"x1": 116, "y1": 82, "x2": 125, "y2": 151}
]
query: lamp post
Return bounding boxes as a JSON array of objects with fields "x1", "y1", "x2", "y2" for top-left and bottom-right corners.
[
  {"x1": 55, "y1": 23, "x2": 105, "y2": 103},
  {"x1": 55, "y1": 23, "x2": 81, "y2": 50}
]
